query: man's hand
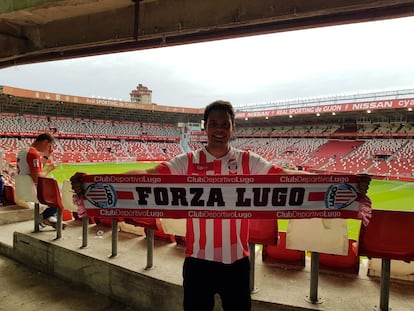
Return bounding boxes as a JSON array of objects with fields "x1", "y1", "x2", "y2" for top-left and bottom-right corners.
[
  {"x1": 356, "y1": 174, "x2": 372, "y2": 226},
  {"x1": 70, "y1": 172, "x2": 87, "y2": 198},
  {"x1": 357, "y1": 174, "x2": 371, "y2": 195}
]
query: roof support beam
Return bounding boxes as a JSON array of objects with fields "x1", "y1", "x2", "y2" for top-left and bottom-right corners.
[{"x1": 1, "y1": 0, "x2": 414, "y2": 67}]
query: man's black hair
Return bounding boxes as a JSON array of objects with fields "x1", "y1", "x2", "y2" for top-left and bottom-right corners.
[
  {"x1": 34, "y1": 132, "x2": 55, "y2": 143},
  {"x1": 203, "y1": 100, "x2": 235, "y2": 126}
]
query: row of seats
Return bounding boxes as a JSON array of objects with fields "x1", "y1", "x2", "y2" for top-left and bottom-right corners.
[
  {"x1": 9, "y1": 175, "x2": 178, "y2": 267},
  {"x1": 4, "y1": 114, "x2": 414, "y2": 139},
  {"x1": 0, "y1": 115, "x2": 180, "y2": 138},
  {"x1": 2, "y1": 135, "x2": 414, "y2": 179},
  {"x1": 250, "y1": 214, "x2": 414, "y2": 311}
]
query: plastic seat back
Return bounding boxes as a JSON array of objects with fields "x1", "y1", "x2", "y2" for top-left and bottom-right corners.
[
  {"x1": 319, "y1": 239, "x2": 360, "y2": 274},
  {"x1": 3, "y1": 185, "x2": 16, "y2": 205},
  {"x1": 161, "y1": 218, "x2": 186, "y2": 237},
  {"x1": 286, "y1": 218, "x2": 349, "y2": 255},
  {"x1": 37, "y1": 177, "x2": 72, "y2": 221},
  {"x1": 37, "y1": 177, "x2": 63, "y2": 209},
  {"x1": 14, "y1": 174, "x2": 38, "y2": 207},
  {"x1": 61, "y1": 180, "x2": 78, "y2": 212},
  {"x1": 262, "y1": 231, "x2": 306, "y2": 267},
  {"x1": 358, "y1": 209, "x2": 414, "y2": 261},
  {"x1": 249, "y1": 219, "x2": 278, "y2": 245}
]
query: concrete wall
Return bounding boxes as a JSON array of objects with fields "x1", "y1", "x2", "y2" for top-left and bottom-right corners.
[
  {"x1": 10, "y1": 232, "x2": 184, "y2": 311},
  {"x1": 2, "y1": 232, "x2": 310, "y2": 311}
]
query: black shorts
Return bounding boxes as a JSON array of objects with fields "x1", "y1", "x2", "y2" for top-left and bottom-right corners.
[{"x1": 183, "y1": 256, "x2": 251, "y2": 311}]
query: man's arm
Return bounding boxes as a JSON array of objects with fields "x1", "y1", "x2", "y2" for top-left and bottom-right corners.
[
  {"x1": 70, "y1": 166, "x2": 161, "y2": 198},
  {"x1": 274, "y1": 165, "x2": 370, "y2": 195},
  {"x1": 125, "y1": 166, "x2": 160, "y2": 175}
]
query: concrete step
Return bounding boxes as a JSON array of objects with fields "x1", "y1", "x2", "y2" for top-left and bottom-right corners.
[{"x1": 0, "y1": 205, "x2": 33, "y2": 225}]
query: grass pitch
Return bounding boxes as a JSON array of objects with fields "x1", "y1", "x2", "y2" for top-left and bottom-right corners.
[{"x1": 51, "y1": 162, "x2": 414, "y2": 240}]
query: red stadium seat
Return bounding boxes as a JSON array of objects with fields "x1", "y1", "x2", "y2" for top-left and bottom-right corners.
[
  {"x1": 358, "y1": 209, "x2": 414, "y2": 311},
  {"x1": 262, "y1": 231, "x2": 306, "y2": 267},
  {"x1": 319, "y1": 239, "x2": 360, "y2": 274},
  {"x1": 37, "y1": 177, "x2": 73, "y2": 240},
  {"x1": 249, "y1": 219, "x2": 278, "y2": 245},
  {"x1": 3, "y1": 185, "x2": 16, "y2": 205}
]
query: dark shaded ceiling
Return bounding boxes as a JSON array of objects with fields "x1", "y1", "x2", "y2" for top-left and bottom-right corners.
[
  {"x1": 1, "y1": 0, "x2": 414, "y2": 127},
  {"x1": 1, "y1": 0, "x2": 414, "y2": 69}
]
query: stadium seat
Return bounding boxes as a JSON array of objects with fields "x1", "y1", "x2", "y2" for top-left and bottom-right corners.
[
  {"x1": 160, "y1": 218, "x2": 187, "y2": 245},
  {"x1": 161, "y1": 218, "x2": 186, "y2": 238},
  {"x1": 248, "y1": 219, "x2": 278, "y2": 292},
  {"x1": 3, "y1": 185, "x2": 16, "y2": 205},
  {"x1": 286, "y1": 218, "x2": 349, "y2": 255},
  {"x1": 318, "y1": 238, "x2": 360, "y2": 274},
  {"x1": 358, "y1": 209, "x2": 414, "y2": 311},
  {"x1": 61, "y1": 179, "x2": 90, "y2": 248},
  {"x1": 286, "y1": 218, "x2": 349, "y2": 303},
  {"x1": 14, "y1": 174, "x2": 43, "y2": 232},
  {"x1": 36, "y1": 177, "x2": 72, "y2": 240},
  {"x1": 262, "y1": 231, "x2": 306, "y2": 268},
  {"x1": 61, "y1": 180, "x2": 78, "y2": 213},
  {"x1": 249, "y1": 219, "x2": 278, "y2": 245},
  {"x1": 14, "y1": 174, "x2": 37, "y2": 209},
  {"x1": 366, "y1": 257, "x2": 414, "y2": 280},
  {"x1": 124, "y1": 217, "x2": 174, "y2": 269}
]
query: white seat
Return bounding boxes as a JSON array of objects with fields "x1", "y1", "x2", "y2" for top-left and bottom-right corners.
[
  {"x1": 161, "y1": 219, "x2": 186, "y2": 237},
  {"x1": 14, "y1": 174, "x2": 38, "y2": 209},
  {"x1": 286, "y1": 218, "x2": 349, "y2": 255},
  {"x1": 14, "y1": 174, "x2": 47, "y2": 232},
  {"x1": 367, "y1": 258, "x2": 414, "y2": 280},
  {"x1": 61, "y1": 179, "x2": 78, "y2": 212}
]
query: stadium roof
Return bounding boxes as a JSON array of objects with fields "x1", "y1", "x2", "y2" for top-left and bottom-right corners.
[
  {"x1": 1, "y1": 85, "x2": 413, "y2": 128},
  {"x1": 0, "y1": 85, "x2": 203, "y2": 124},
  {"x1": 1, "y1": 0, "x2": 414, "y2": 69}
]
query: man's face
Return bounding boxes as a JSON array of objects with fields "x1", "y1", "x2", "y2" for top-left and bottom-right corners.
[
  {"x1": 205, "y1": 110, "x2": 234, "y2": 147},
  {"x1": 41, "y1": 140, "x2": 54, "y2": 154}
]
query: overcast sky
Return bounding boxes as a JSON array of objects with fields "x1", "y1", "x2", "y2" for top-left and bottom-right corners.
[{"x1": 1, "y1": 16, "x2": 414, "y2": 108}]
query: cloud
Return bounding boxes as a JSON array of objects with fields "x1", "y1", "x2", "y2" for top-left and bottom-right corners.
[{"x1": 1, "y1": 16, "x2": 414, "y2": 108}]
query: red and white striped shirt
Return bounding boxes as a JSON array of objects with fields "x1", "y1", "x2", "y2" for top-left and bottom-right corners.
[
  {"x1": 157, "y1": 147, "x2": 282, "y2": 264},
  {"x1": 17, "y1": 147, "x2": 42, "y2": 176}
]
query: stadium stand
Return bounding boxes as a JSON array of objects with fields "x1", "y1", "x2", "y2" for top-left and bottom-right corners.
[
  {"x1": 1, "y1": 107, "x2": 414, "y2": 181},
  {"x1": 1, "y1": 86, "x2": 414, "y2": 311}
]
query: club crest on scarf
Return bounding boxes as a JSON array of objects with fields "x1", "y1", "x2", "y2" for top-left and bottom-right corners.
[
  {"x1": 324, "y1": 183, "x2": 358, "y2": 209},
  {"x1": 84, "y1": 183, "x2": 117, "y2": 208}
]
